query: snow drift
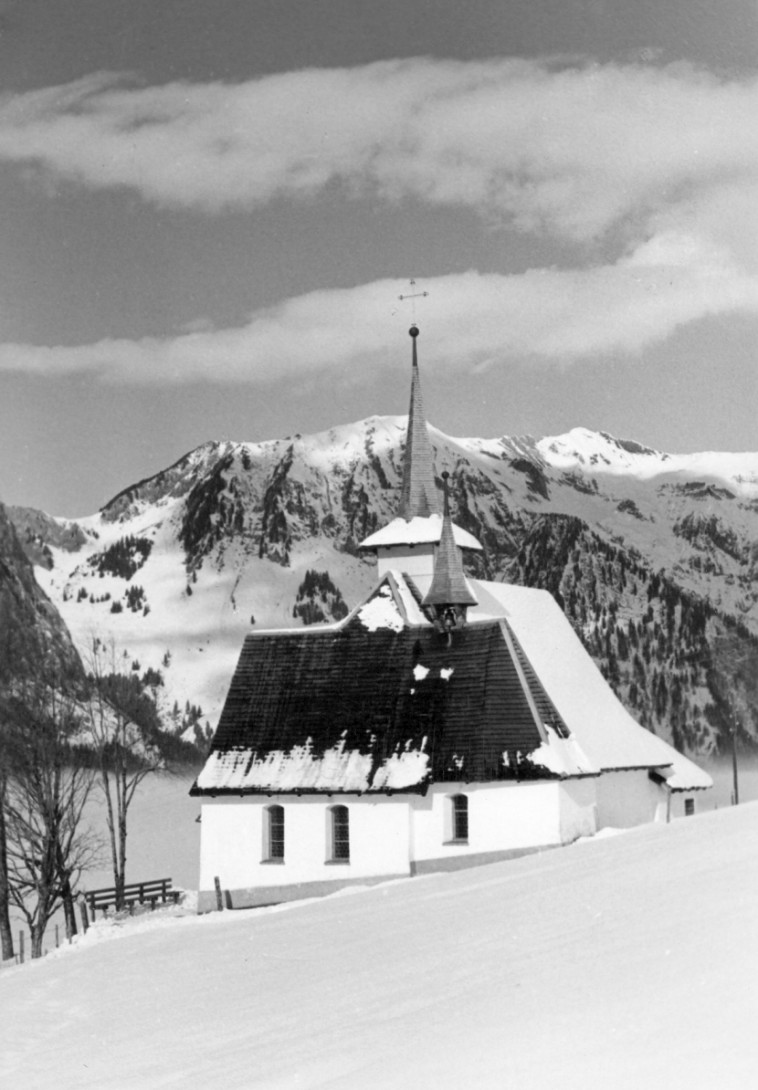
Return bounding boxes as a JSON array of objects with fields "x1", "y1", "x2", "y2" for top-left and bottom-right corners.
[{"x1": 1, "y1": 802, "x2": 756, "y2": 1089}]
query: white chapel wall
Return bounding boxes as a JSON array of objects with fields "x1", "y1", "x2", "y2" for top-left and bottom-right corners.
[
  {"x1": 377, "y1": 544, "x2": 435, "y2": 579},
  {"x1": 558, "y1": 777, "x2": 598, "y2": 842},
  {"x1": 410, "y1": 780, "x2": 564, "y2": 864},
  {"x1": 594, "y1": 769, "x2": 667, "y2": 829},
  {"x1": 198, "y1": 795, "x2": 412, "y2": 896},
  {"x1": 668, "y1": 791, "x2": 700, "y2": 820}
]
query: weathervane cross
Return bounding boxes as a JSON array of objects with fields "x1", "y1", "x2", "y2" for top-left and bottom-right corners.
[{"x1": 398, "y1": 278, "x2": 429, "y2": 324}]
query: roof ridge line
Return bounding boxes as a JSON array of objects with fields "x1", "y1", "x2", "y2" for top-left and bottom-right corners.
[{"x1": 498, "y1": 619, "x2": 549, "y2": 744}]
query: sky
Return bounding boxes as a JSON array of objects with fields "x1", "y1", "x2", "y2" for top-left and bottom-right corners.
[{"x1": 0, "y1": 0, "x2": 757, "y2": 516}]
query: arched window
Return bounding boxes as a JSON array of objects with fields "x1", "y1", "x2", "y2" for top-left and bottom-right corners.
[
  {"x1": 451, "y1": 794, "x2": 468, "y2": 842},
  {"x1": 264, "y1": 804, "x2": 285, "y2": 861},
  {"x1": 329, "y1": 805, "x2": 350, "y2": 862}
]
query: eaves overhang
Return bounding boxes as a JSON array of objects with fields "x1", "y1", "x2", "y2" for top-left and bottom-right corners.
[{"x1": 189, "y1": 782, "x2": 431, "y2": 798}]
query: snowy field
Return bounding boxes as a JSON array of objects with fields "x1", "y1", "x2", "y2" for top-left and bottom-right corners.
[{"x1": 1, "y1": 800, "x2": 756, "y2": 1090}]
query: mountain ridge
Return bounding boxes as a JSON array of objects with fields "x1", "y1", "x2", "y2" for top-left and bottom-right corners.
[{"x1": 7, "y1": 420, "x2": 758, "y2": 755}]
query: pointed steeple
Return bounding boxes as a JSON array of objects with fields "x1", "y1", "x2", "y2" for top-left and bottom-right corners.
[
  {"x1": 358, "y1": 323, "x2": 483, "y2": 577},
  {"x1": 422, "y1": 472, "x2": 477, "y2": 632},
  {"x1": 398, "y1": 326, "x2": 440, "y2": 520}
]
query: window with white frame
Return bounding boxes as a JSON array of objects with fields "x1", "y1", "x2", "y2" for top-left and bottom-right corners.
[
  {"x1": 329, "y1": 804, "x2": 350, "y2": 862},
  {"x1": 264, "y1": 804, "x2": 285, "y2": 861}
]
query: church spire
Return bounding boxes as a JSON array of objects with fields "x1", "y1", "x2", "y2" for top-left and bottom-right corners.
[
  {"x1": 422, "y1": 471, "x2": 478, "y2": 633},
  {"x1": 357, "y1": 321, "x2": 483, "y2": 577},
  {"x1": 398, "y1": 325, "x2": 440, "y2": 521}
]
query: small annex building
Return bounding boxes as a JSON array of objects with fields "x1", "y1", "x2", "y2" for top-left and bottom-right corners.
[{"x1": 191, "y1": 325, "x2": 712, "y2": 911}]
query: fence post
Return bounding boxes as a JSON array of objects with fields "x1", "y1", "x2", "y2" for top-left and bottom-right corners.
[
  {"x1": 55, "y1": 925, "x2": 59, "y2": 949},
  {"x1": 214, "y1": 876, "x2": 223, "y2": 912},
  {"x1": 79, "y1": 898, "x2": 89, "y2": 934},
  {"x1": 19, "y1": 931, "x2": 24, "y2": 965}
]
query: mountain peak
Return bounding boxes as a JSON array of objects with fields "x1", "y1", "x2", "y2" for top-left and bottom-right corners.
[{"x1": 9, "y1": 415, "x2": 758, "y2": 757}]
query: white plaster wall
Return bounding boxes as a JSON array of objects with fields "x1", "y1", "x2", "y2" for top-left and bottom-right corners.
[
  {"x1": 669, "y1": 792, "x2": 701, "y2": 820},
  {"x1": 594, "y1": 770, "x2": 667, "y2": 829},
  {"x1": 199, "y1": 796, "x2": 412, "y2": 891},
  {"x1": 377, "y1": 545, "x2": 435, "y2": 579},
  {"x1": 410, "y1": 781, "x2": 563, "y2": 862},
  {"x1": 558, "y1": 778, "x2": 598, "y2": 842}
]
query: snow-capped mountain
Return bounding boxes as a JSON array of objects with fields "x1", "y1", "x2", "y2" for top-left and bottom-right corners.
[{"x1": 8, "y1": 418, "x2": 758, "y2": 753}]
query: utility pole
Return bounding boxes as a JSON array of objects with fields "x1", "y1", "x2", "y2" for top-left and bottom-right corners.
[{"x1": 731, "y1": 706, "x2": 740, "y2": 806}]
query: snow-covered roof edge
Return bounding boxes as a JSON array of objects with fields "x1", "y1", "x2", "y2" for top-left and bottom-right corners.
[{"x1": 360, "y1": 514, "x2": 482, "y2": 551}]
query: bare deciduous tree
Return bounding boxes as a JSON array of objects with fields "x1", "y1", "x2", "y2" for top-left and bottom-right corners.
[
  {"x1": 3, "y1": 682, "x2": 97, "y2": 958},
  {"x1": 87, "y1": 640, "x2": 164, "y2": 910},
  {"x1": 0, "y1": 757, "x2": 13, "y2": 961}
]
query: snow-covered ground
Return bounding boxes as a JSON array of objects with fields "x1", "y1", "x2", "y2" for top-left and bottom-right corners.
[{"x1": 2, "y1": 800, "x2": 756, "y2": 1089}]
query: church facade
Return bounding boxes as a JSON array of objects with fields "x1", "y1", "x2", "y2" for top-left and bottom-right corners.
[{"x1": 191, "y1": 325, "x2": 711, "y2": 912}]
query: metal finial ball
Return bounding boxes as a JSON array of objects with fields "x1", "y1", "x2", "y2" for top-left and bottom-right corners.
[{"x1": 409, "y1": 325, "x2": 419, "y2": 338}]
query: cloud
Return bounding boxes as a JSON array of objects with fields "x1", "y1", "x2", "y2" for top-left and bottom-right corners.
[
  {"x1": 0, "y1": 58, "x2": 756, "y2": 250},
  {"x1": 1, "y1": 254, "x2": 756, "y2": 385},
  {"x1": 1, "y1": 58, "x2": 756, "y2": 382}
]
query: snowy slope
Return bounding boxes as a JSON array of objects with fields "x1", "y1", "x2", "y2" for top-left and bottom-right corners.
[
  {"x1": 537, "y1": 426, "x2": 758, "y2": 491},
  {"x1": 1, "y1": 802, "x2": 756, "y2": 1090}
]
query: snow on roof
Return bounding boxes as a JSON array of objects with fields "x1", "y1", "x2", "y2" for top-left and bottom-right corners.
[
  {"x1": 528, "y1": 724, "x2": 595, "y2": 778},
  {"x1": 195, "y1": 737, "x2": 429, "y2": 793},
  {"x1": 657, "y1": 751, "x2": 713, "y2": 792},
  {"x1": 360, "y1": 515, "x2": 482, "y2": 551},
  {"x1": 356, "y1": 583, "x2": 405, "y2": 632},
  {"x1": 465, "y1": 579, "x2": 710, "y2": 787},
  {"x1": 388, "y1": 570, "x2": 429, "y2": 626}
]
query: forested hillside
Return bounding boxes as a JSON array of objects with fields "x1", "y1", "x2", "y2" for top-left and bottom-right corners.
[{"x1": 7, "y1": 419, "x2": 758, "y2": 756}]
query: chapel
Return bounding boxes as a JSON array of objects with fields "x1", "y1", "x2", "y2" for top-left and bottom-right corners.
[{"x1": 191, "y1": 325, "x2": 711, "y2": 911}]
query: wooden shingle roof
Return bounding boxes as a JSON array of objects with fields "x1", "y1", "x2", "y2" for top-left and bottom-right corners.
[{"x1": 192, "y1": 602, "x2": 590, "y2": 796}]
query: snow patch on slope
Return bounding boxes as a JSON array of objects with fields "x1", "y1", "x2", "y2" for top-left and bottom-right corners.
[{"x1": 539, "y1": 427, "x2": 758, "y2": 495}]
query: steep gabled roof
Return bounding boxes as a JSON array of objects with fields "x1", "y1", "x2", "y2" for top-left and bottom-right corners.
[{"x1": 192, "y1": 581, "x2": 592, "y2": 796}]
